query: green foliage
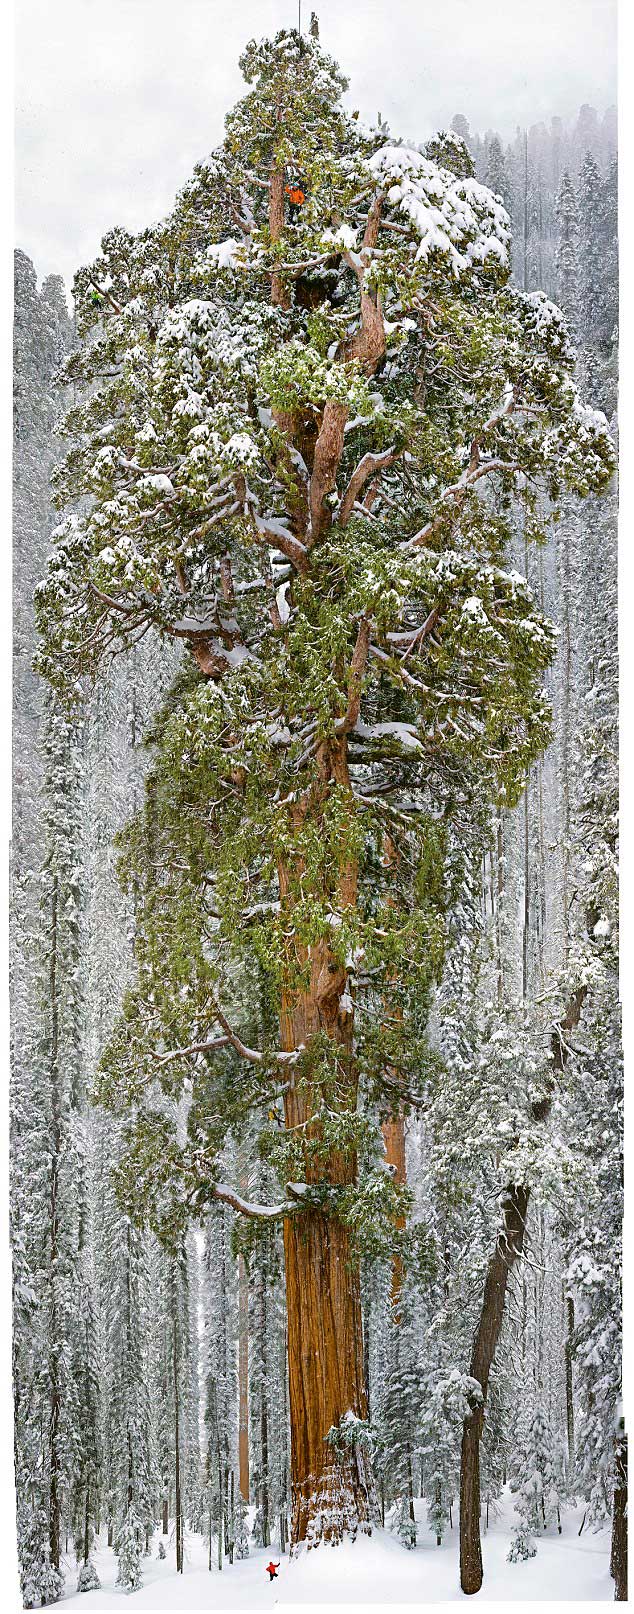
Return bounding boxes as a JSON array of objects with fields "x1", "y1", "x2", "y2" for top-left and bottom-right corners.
[{"x1": 36, "y1": 24, "x2": 614, "y2": 1270}]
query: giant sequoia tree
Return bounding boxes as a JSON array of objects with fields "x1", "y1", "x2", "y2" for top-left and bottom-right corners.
[{"x1": 37, "y1": 26, "x2": 614, "y2": 1549}]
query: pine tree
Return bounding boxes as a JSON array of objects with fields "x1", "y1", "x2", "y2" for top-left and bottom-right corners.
[
  {"x1": 485, "y1": 135, "x2": 512, "y2": 210},
  {"x1": 508, "y1": 1403, "x2": 564, "y2": 1560},
  {"x1": 377, "y1": 1314, "x2": 420, "y2": 1547},
  {"x1": 555, "y1": 171, "x2": 579, "y2": 333}
]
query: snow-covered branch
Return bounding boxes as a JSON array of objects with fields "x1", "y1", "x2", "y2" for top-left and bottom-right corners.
[{"x1": 338, "y1": 445, "x2": 399, "y2": 526}]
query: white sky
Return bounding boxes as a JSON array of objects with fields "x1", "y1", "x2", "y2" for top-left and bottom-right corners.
[{"x1": 15, "y1": 0, "x2": 617, "y2": 291}]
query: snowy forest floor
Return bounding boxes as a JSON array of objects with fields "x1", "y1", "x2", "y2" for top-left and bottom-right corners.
[{"x1": 59, "y1": 1497, "x2": 612, "y2": 1607}]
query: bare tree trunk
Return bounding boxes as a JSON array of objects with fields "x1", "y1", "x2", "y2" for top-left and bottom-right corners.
[
  {"x1": 380, "y1": 831, "x2": 407, "y2": 1313},
  {"x1": 48, "y1": 874, "x2": 61, "y2": 1572},
  {"x1": 611, "y1": 1432, "x2": 627, "y2": 1601},
  {"x1": 495, "y1": 813, "x2": 505, "y2": 1006},
  {"x1": 565, "y1": 1290, "x2": 575, "y2": 1475},
  {"x1": 284, "y1": 1207, "x2": 371, "y2": 1544},
  {"x1": 460, "y1": 1185, "x2": 529, "y2": 1594},
  {"x1": 260, "y1": 1297, "x2": 270, "y2": 1550},
  {"x1": 173, "y1": 1317, "x2": 183, "y2": 1573},
  {"x1": 382, "y1": 1110, "x2": 407, "y2": 1307},
  {"x1": 238, "y1": 1254, "x2": 250, "y2": 1503}
]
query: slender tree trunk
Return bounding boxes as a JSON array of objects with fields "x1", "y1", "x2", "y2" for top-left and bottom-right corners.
[
  {"x1": 611, "y1": 1432, "x2": 627, "y2": 1600},
  {"x1": 561, "y1": 524, "x2": 572, "y2": 964},
  {"x1": 460, "y1": 1186, "x2": 529, "y2": 1594},
  {"x1": 495, "y1": 813, "x2": 505, "y2": 1006},
  {"x1": 362, "y1": 1296, "x2": 371, "y2": 1418},
  {"x1": 217, "y1": 1442, "x2": 223, "y2": 1571},
  {"x1": 382, "y1": 1110, "x2": 407, "y2": 1310},
  {"x1": 381, "y1": 832, "x2": 407, "y2": 1313},
  {"x1": 173, "y1": 1317, "x2": 182, "y2": 1573},
  {"x1": 229, "y1": 1470, "x2": 235, "y2": 1563},
  {"x1": 48, "y1": 873, "x2": 61, "y2": 1572},
  {"x1": 565, "y1": 1290, "x2": 575, "y2": 1475},
  {"x1": 260, "y1": 1312, "x2": 270, "y2": 1550},
  {"x1": 238, "y1": 1254, "x2": 250, "y2": 1503},
  {"x1": 523, "y1": 130, "x2": 529, "y2": 292}
]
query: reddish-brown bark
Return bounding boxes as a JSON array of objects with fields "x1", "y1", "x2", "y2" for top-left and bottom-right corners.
[{"x1": 277, "y1": 742, "x2": 376, "y2": 1546}]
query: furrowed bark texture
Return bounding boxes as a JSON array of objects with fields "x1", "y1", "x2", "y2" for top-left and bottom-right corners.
[
  {"x1": 280, "y1": 932, "x2": 373, "y2": 1547},
  {"x1": 267, "y1": 207, "x2": 386, "y2": 1547},
  {"x1": 279, "y1": 745, "x2": 375, "y2": 1548},
  {"x1": 459, "y1": 988, "x2": 587, "y2": 1595}
]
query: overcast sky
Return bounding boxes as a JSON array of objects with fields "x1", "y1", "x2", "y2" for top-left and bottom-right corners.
[{"x1": 15, "y1": 0, "x2": 617, "y2": 291}]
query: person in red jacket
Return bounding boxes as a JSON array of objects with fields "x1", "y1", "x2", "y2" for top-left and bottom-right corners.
[
  {"x1": 285, "y1": 182, "x2": 305, "y2": 222},
  {"x1": 266, "y1": 1560, "x2": 280, "y2": 1581}
]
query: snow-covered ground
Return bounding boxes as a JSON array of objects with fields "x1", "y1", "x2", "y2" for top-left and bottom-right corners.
[{"x1": 59, "y1": 1497, "x2": 612, "y2": 1608}]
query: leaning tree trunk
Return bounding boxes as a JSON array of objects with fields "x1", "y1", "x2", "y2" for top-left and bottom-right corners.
[
  {"x1": 459, "y1": 988, "x2": 586, "y2": 1595},
  {"x1": 611, "y1": 1430, "x2": 627, "y2": 1601},
  {"x1": 460, "y1": 1185, "x2": 529, "y2": 1594}
]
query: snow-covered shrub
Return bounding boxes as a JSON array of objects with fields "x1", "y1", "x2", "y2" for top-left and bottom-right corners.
[{"x1": 76, "y1": 1559, "x2": 101, "y2": 1592}]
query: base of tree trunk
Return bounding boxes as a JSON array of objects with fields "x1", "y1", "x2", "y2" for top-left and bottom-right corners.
[
  {"x1": 611, "y1": 1433, "x2": 627, "y2": 1601},
  {"x1": 290, "y1": 1449, "x2": 375, "y2": 1550},
  {"x1": 460, "y1": 1411, "x2": 484, "y2": 1594}
]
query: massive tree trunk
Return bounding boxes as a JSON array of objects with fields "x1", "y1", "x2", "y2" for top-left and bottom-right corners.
[
  {"x1": 264, "y1": 192, "x2": 385, "y2": 1545},
  {"x1": 611, "y1": 1431, "x2": 627, "y2": 1601},
  {"x1": 281, "y1": 970, "x2": 373, "y2": 1548},
  {"x1": 279, "y1": 744, "x2": 375, "y2": 1547},
  {"x1": 283, "y1": 1208, "x2": 371, "y2": 1546}
]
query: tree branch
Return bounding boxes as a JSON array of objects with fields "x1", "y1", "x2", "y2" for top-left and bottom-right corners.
[
  {"x1": 338, "y1": 446, "x2": 399, "y2": 526},
  {"x1": 403, "y1": 459, "x2": 521, "y2": 552},
  {"x1": 211, "y1": 1183, "x2": 299, "y2": 1219},
  {"x1": 336, "y1": 616, "x2": 371, "y2": 734}
]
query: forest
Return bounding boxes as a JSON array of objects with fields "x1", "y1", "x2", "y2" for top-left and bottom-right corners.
[{"x1": 11, "y1": 20, "x2": 623, "y2": 1607}]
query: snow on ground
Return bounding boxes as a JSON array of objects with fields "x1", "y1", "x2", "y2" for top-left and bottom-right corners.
[{"x1": 60, "y1": 1497, "x2": 612, "y2": 1609}]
